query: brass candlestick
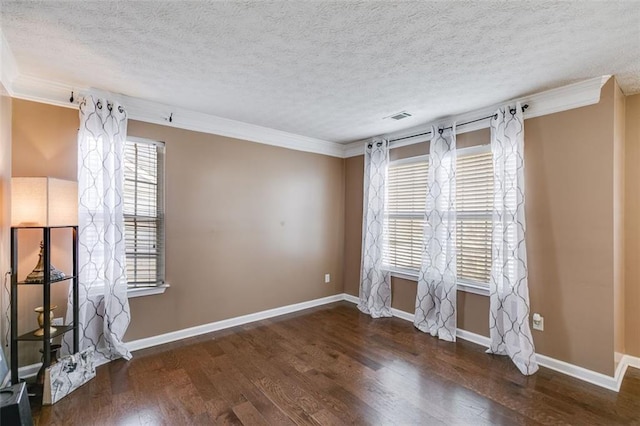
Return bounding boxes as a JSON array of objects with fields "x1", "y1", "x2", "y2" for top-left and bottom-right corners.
[{"x1": 34, "y1": 305, "x2": 57, "y2": 337}]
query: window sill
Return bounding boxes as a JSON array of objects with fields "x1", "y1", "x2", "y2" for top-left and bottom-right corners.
[
  {"x1": 128, "y1": 284, "x2": 170, "y2": 298},
  {"x1": 85, "y1": 284, "x2": 170, "y2": 299},
  {"x1": 386, "y1": 269, "x2": 489, "y2": 297}
]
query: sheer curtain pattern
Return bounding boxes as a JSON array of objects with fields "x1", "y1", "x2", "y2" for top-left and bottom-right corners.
[
  {"x1": 414, "y1": 126, "x2": 457, "y2": 342},
  {"x1": 487, "y1": 102, "x2": 538, "y2": 375},
  {"x1": 65, "y1": 96, "x2": 132, "y2": 364},
  {"x1": 358, "y1": 138, "x2": 392, "y2": 318},
  {"x1": 1, "y1": 278, "x2": 8, "y2": 380}
]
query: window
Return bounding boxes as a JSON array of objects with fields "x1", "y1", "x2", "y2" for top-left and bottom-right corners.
[
  {"x1": 455, "y1": 148, "x2": 493, "y2": 285},
  {"x1": 383, "y1": 145, "x2": 494, "y2": 290},
  {"x1": 385, "y1": 156, "x2": 428, "y2": 271},
  {"x1": 123, "y1": 138, "x2": 165, "y2": 288}
]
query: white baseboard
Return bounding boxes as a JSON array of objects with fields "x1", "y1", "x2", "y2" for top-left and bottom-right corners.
[
  {"x1": 343, "y1": 293, "x2": 359, "y2": 305},
  {"x1": 534, "y1": 351, "x2": 622, "y2": 391},
  {"x1": 624, "y1": 354, "x2": 640, "y2": 369},
  {"x1": 614, "y1": 354, "x2": 640, "y2": 391},
  {"x1": 17, "y1": 362, "x2": 40, "y2": 380},
  {"x1": 455, "y1": 327, "x2": 621, "y2": 391},
  {"x1": 341, "y1": 295, "x2": 639, "y2": 393},
  {"x1": 343, "y1": 293, "x2": 416, "y2": 322},
  {"x1": 125, "y1": 293, "x2": 345, "y2": 352},
  {"x1": 390, "y1": 307, "x2": 415, "y2": 323},
  {"x1": 456, "y1": 328, "x2": 490, "y2": 347},
  {"x1": 22, "y1": 293, "x2": 633, "y2": 394}
]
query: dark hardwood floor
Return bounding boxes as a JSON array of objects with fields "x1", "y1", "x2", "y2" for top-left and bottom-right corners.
[{"x1": 33, "y1": 302, "x2": 640, "y2": 425}]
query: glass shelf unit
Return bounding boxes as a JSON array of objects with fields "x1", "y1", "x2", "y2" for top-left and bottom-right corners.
[{"x1": 10, "y1": 226, "x2": 80, "y2": 385}]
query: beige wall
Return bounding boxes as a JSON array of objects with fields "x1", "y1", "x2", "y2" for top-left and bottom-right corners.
[
  {"x1": 0, "y1": 84, "x2": 11, "y2": 367},
  {"x1": 613, "y1": 80, "x2": 626, "y2": 362},
  {"x1": 625, "y1": 93, "x2": 640, "y2": 357},
  {"x1": 125, "y1": 121, "x2": 345, "y2": 340},
  {"x1": 527, "y1": 79, "x2": 618, "y2": 375},
  {"x1": 11, "y1": 99, "x2": 345, "y2": 357},
  {"x1": 344, "y1": 79, "x2": 620, "y2": 375},
  {"x1": 343, "y1": 155, "x2": 364, "y2": 299}
]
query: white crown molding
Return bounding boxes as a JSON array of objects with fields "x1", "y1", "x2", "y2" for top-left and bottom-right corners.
[
  {"x1": 8, "y1": 73, "x2": 346, "y2": 158},
  {"x1": 344, "y1": 75, "x2": 612, "y2": 158},
  {"x1": 4, "y1": 66, "x2": 612, "y2": 160},
  {"x1": 3, "y1": 36, "x2": 612, "y2": 162},
  {"x1": 10, "y1": 75, "x2": 81, "y2": 109},
  {"x1": 0, "y1": 27, "x2": 19, "y2": 94},
  {"x1": 344, "y1": 139, "x2": 366, "y2": 158},
  {"x1": 342, "y1": 294, "x2": 638, "y2": 392},
  {"x1": 524, "y1": 75, "x2": 611, "y2": 118}
]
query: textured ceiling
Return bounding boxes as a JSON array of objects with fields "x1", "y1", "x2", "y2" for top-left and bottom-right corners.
[{"x1": 1, "y1": 1, "x2": 639, "y2": 143}]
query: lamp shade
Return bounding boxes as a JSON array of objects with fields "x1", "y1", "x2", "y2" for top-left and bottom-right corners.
[{"x1": 11, "y1": 177, "x2": 78, "y2": 227}]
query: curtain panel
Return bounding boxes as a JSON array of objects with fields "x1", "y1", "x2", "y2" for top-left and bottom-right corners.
[
  {"x1": 487, "y1": 102, "x2": 538, "y2": 375},
  {"x1": 414, "y1": 125, "x2": 458, "y2": 342},
  {"x1": 358, "y1": 138, "x2": 392, "y2": 318},
  {"x1": 65, "y1": 96, "x2": 132, "y2": 364}
]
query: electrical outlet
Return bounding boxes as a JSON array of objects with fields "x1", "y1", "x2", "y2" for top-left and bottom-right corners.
[
  {"x1": 52, "y1": 317, "x2": 64, "y2": 326},
  {"x1": 532, "y1": 313, "x2": 544, "y2": 331},
  {"x1": 324, "y1": 274, "x2": 331, "y2": 283}
]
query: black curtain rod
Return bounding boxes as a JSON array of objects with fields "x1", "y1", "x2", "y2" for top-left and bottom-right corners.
[{"x1": 389, "y1": 104, "x2": 529, "y2": 143}]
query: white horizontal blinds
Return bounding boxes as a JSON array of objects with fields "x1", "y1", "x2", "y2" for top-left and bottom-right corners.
[
  {"x1": 123, "y1": 139, "x2": 165, "y2": 287},
  {"x1": 456, "y1": 150, "x2": 493, "y2": 285},
  {"x1": 384, "y1": 147, "x2": 494, "y2": 286},
  {"x1": 384, "y1": 158, "x2": 428, "y2": 271}
]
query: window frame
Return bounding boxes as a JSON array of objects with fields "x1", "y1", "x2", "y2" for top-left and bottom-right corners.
[
  {"x1": 384, "y1": 153, "x2": 429, "y2": 276},
  {"x1": 383, "y1": 144, "x2": 493, "y2": 297},
  {"x1": 123, "y1": 136, "x2": 169, "y2": 297}
]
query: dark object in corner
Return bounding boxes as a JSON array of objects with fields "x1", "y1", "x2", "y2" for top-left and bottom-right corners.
[{"x1": 0, "y1": 382, "x2": 33, "y2": 426}]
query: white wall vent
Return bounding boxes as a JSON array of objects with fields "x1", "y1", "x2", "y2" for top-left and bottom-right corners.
[{"x1": 389, "y1": 111, "x2": 412, "y2": 120}]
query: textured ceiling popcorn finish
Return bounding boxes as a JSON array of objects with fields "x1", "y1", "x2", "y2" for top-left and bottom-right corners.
[{"x1": 1, "y1": 1, "x2": 639, "y2": 143}]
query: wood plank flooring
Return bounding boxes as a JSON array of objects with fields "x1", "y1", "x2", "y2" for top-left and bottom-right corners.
[{"x1": 33, "y1": 302, "x2": 640, "y2": 425}]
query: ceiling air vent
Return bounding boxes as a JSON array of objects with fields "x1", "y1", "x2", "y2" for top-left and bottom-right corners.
[{"x1": 389, "y1": 111, "x2": 412, "y2": 120}]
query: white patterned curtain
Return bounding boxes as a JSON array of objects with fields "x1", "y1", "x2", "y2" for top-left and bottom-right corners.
[
  {"x1": 64, "y1": 96, "x2": 132, "y2": 364},
  {"x1": 487, "y1": 102, "x2": 538, "y2": 375},
  {"x1": 1, "y1": 276, "x2": 8, "y2": 385},
  {"x1": 358, "y1": 138, "x2": 392, "y2": 318},
  {"x1": 414, "y1": 125, "x2": 457, "y2": 342}
]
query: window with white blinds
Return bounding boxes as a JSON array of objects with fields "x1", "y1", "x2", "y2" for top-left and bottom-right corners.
[
  {"x1": 383, "y1": 145, "x2": 494, "y2": 287},
  {"x1": 384, "y1": 157, "x2": 428, "y2": 272},
  {"x1": 455, "y1": 149, "x2": 493, "y2": 285},
  {"x1": 123, "y1": 138, "x2": 165, "y2": 288}
]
